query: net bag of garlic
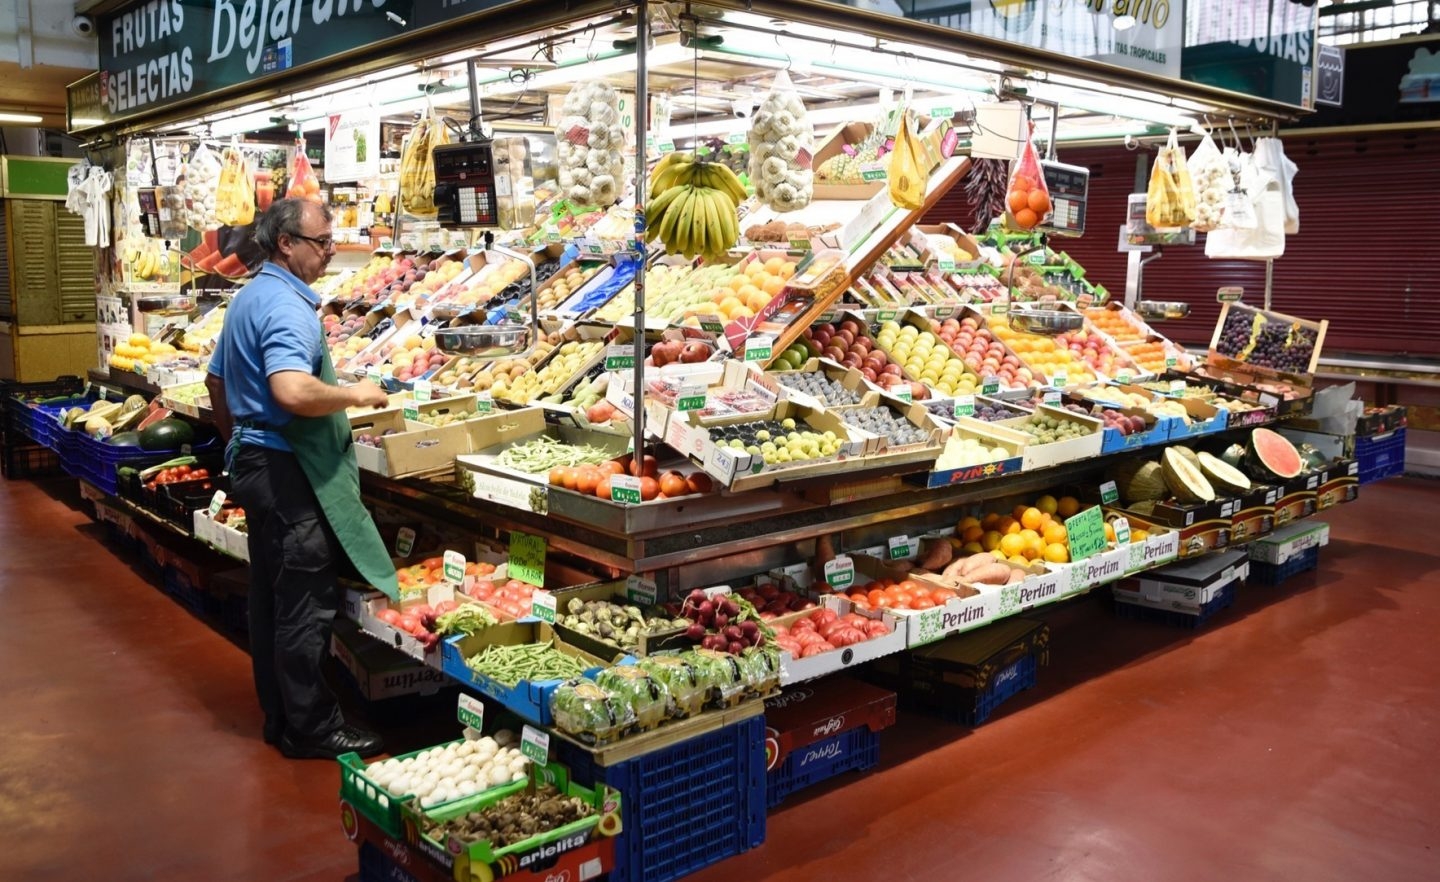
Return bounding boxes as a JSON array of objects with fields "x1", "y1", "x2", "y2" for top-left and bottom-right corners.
[
  {"x1": 555, "y1": 82, "x2": 626, "y2": 208},
  {"x1": 749, "y1": 69, "x2": 814, "y2": 213}
]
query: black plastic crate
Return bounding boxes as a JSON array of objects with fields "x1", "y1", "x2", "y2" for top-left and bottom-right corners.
[
  {"x1": 1112, "y1": 580, "x2": 1237, "y2": 629},
  {"x1": 2, "y1": 442, "x2": 63, "y2": 479},
  {"x1": 901, "y1": 618, "x2": 1049, "y2": 726},
  {"x1": 1248, "y1": 546, "x2": 1320, "y2": 586}
]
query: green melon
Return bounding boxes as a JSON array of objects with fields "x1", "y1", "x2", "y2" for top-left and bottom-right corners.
[
  {"x1": 1198, "y1": 451, "x2": 1252, "y2": 495},
  {"x1": 1162, "y1": 446, "x2": 1216, "y2": 504},
  {"x1": 1112, "y1": 458, "x2": 1168, "y2": 504},
  {"x1": 109, "y1": 432, "x2": 144, "y2": 447}
]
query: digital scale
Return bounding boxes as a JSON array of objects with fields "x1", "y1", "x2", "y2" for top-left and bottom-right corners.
[
  {"x1": 431, "y1": 141, "x2": 498, "y2": 228},
  {"x1": 1038, "y1": 160, "x2": 1089, "y2": 237}
]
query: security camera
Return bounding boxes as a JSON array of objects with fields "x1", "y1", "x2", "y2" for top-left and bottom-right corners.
[
  {"x1": 1123, "y1": 134, "x2": 1139, "y2": 151},
  {"x1": 71, "y1": 15, "x2": 95, "y2": 37},
  {"x1": 731, "y1": 98, "x2": 753, "y2": 120}
]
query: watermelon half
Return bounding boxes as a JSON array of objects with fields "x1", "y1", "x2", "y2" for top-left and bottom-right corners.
[{"x1": 1246, "y1": 427, "x2": 1303, "y2": 480}]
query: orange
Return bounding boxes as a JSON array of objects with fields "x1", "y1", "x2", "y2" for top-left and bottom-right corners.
[
  {"x1": 957, "y1": 515, "x2": 981, "y2": 533},
  {"x1": 1043, "y1": 523, "x2": 1068, "y2": 545},
  {"x1": 1012, "y1": 503, "x2": 1030, "y2": 520},
  {"x1": 981, "y1": 530, "x2": 1003, "y2": 552},
  {"x1": 1027, "y1": 189, "x2": 1052, "y2": 215},
  {"x1": 1009, "y1": 554, "x2": 1030, "y2": 567},
  {"x1": 1043, "y1": 543, "x2": 1070, "y2": 564},
  {"x1": 1020, "y1": 507, "x2": 1044, "y2": 531},
  {"x1": 961, "y1": 525, "x2": 985, "y2": 544},
  {"x1": 1104, "y1": 522, "x2": 1117, "y2": 543},
  {"x1": 1000, "y1": 533, "x2": 1026, "y2": 558},
  {"x1": 996, "y1": 516, "x2": 1020, "y2": 535},
  {"x1": 1013, "y1": 208, "x2": 1039, "y2": 229},
  {"x1": 1011, "y1": 174, "x2": 1034, "y2": 192},
  {"x1": 1056, "y1": 495, "x2": 1081, "y2": 518},
  {"x1": 962, "y1": 541, "x2": 984, "y2": 555},
  {"x1": 981, "y1": 512, "x2": 1001, "y2": 529},
  {"x1": 1007, "y1": 190, "x2": 1029, "y2": 214}
]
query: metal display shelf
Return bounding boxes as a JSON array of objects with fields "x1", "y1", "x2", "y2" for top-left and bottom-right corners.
[{"x1": 361, "y1": 453, "x2": 1115, "y2": 585}]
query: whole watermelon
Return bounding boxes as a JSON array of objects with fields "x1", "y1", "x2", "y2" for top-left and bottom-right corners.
[{"x1": 139, "y1": 419, "x2": 195, "y2": 451}]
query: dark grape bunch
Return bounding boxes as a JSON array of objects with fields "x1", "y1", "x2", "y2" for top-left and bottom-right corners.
[
  {"x1": 1217, "y1": 308, "x2": 1255, "y2": 358},
  {"x1": 1248, "y1": 322, "x2": 1315, "y2": 373},
  {"x1": 974, "y1": 402, "x2": 1028, "y2": 422}
]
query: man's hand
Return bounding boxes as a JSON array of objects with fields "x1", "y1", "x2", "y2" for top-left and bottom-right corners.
[{"x1": 348, "y1": 379, "x2": 389, "y2": 409}]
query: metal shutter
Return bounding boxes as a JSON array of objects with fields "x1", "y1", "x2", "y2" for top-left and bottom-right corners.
[{"x1": 54, "y1": 211, "x2": 95, "y2": 324}]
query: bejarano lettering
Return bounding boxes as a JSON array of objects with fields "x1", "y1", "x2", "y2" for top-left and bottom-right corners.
[{"x1": 210, "y1": 0, "x2": 391, "y2": 74}]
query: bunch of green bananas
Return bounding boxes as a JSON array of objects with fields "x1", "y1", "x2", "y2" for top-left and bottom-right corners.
[{"x1": 645, "y1": 152, "x2": 747, "y2": 261}]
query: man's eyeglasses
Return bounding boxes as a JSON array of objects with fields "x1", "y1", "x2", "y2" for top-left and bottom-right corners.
[{"x1": 290, "y1": 233, "x2": 336, "y2": 252}]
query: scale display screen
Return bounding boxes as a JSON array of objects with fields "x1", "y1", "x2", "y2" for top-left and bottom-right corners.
[
  {"x1": 1039, "y1": 160, "x2": 1089, "y2": 237},
  {"x1": 432, "y1": 142, "x2": 497, "y2": 227}
]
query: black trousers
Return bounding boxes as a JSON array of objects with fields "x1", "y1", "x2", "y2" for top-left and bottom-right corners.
[{"x1": 230, "y1": 445, "x2": 345, "y2": 741}]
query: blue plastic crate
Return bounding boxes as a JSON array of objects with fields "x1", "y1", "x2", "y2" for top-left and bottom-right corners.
[
  {"x1": 1248, "y1": 546, "x2": 1320, "y2": 586},
  {"x1": 357, "y1": 841, "x2": 423, "y2": 882},
  {"x1": 1356, "y1": 429, "x2": 1405, "y2": 484},
  {"x1": 559, "y1": 713, "x2": 767, "y2": 882},
  {"x1": 162, "y1": 563, "x2": 219, "y2": 616},
  {"x1": 767, "y1": 724, "x2": 880, "y2": 809},
  {"x1": 1113, "y1": 580, "x2": 1236, "y2": 629}
]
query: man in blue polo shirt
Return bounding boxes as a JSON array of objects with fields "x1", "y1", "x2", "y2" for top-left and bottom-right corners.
[{"x1": 206, "y1": 198, "x2": 389, "y2": 759}]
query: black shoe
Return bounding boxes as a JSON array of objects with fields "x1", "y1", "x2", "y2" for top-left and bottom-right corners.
[
  {"x1": 263, "y1": 717, "x2": 286, "y2": 746},
  {"x1": 279, "y1": 724, "x2": 384, "y2": 760}
]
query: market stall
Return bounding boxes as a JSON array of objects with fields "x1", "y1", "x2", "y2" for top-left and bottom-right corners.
[{"x1": 14, "y1": 1, "x2": 1404, "y2": 880}]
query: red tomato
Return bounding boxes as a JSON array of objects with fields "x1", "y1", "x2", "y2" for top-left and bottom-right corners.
[
  {"x1": 909, "y1": 596, "x2": 935, "y2": 610},
  {"x1": 395, "y1": 614, "x2": 421, "y2": 633},
  {"x1": 376, "y1": 608, "x2": 402, "y2": 625}
]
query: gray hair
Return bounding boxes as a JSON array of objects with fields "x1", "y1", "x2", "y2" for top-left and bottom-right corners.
[{"x1": 254, "y1": 197, "x2": 332, "y2": 255}]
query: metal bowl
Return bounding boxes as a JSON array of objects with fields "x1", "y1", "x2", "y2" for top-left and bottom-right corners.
[
  {"x1": 434, "y1": 324, "x2": 533, "y2": 358},
  {"x1": 136, "y1": 294, "x2": 196, "y2": 316},
  {"x1": 1137, "y1": 300, "x2": 1191, "y2": 321},
  {"x1": 1009, "y1": 307, "x2": 1084, "y2": 335}
]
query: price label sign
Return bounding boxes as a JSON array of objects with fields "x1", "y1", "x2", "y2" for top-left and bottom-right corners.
[
  {"x1": 937, "y1": 258, "x2": 957, "y2": 273},
  {"x1": 1100, "y1": 480, "x2": 1120, "y2": 505},
  {"x1": 402, "y1": 404, "x2": 420, "y2": 421},
  {"x1": 657, "y1": 141, "x2": 676, "y2": 154},
  {"x1": 1115, "y1": 371, "x2": 1132, "y2": 385},
  {"x1": 876, "y1": 309, "x2": 898, "y2": 322},
  {"x1": 457, "y1": 694, "x2": 484, "y2": 731},
  {"x1": 1217, "y1": 286, "x2": 1244, "y2": 303},
  {"x1": 696, "y1": 314, "x2": 725, "y2": 334},
  {"x1": 860, "y1": 162, "x2": 887, "y2": 182},
  {"x1": 991, "y1": 302, "x2": 1010, "y2": 316},
  {"x1": 604, "y1": 345, "x2": 636, "y2": 371},
  {"x1": 981, "y1": 376, "x2": 1000, "y2": 396},
  {"x1": 727, "y1": 132, "x2": 747, "y2": 145},
  {"x1": 520, "y1": 725, "x2": 550, "y2": 764},
  {"x1": 1165, "y1": 356, "x2": 1178, "y2": 369},
  {"x1": 954, "y1": 395, "x2": 976, "y2": 418},
  {"x1": 509, "y1": 531, "x2": 546, "y2": 587},
  {"x1": 745, "y1": 335, "x2": 773, "y2": 363},
  {"x1": 930, "y1": 105, "x2": 954, "y2": 119},
  {"x1": 366, "y1": 368, "x2": 383, "y2": 386},
  {"x1": 1052, "y1": 372, "x2": 1068, "y2": 388},
  {"x1": 442, "y1": 549, "x2": 466, "y2": 584},
  {"x1": 888, "y1": 534, "x2": 912, "y2": 560},
  {"x1": 611, "y1": 474, "x2": 642, "y2": 505},
  {"x1": 1042, "y1": 390, "x2": 1062, "y2": 406},
  {"x1": 788, "y1": 237, "x2": 813, "y2": 252},
  {"x1": 1064, "y1": 506, "x2": 1108, "y2": 563},
  {"x1": 530, "y1": 590, "x2": 557, "y2": 624},
  {"x1": 207, "y1": 490, "x2": 227, "y2": 518},
  {"x1": 394, "y1": 526, "x2": 417, "y2": 558},
  {"x1": 676, "y1": 383, "x2": 707, "y2": 412},
  {"x1": 1169, "y1": 380, "x2": 1186, "y2": 396},
  {"x1": 893, "y1": 386, "x2": 913, "y2": 403},
  {"x1": 1112, "y1": 517, "x2": 1131, "y2": 546},
  {"x1": 823, "y1": 555, "x2": 855, "y2": 590},
  {"x1": 413, "y1": 379, "x2": 433, "y2": 402},
  {"x1": 625, "y1": 575, "x2": 658, "y2": 606},
  {"x1": 476, "y1": 391, "x2": 494, "y2": 414}
]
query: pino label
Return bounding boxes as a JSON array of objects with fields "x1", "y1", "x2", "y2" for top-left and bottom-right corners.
[
  {"x1": 954, "y1": 395, "x2": 976, "y2": 418},
  {"x1": 207, "y1": 490, "x2": 227, "y2": 518},
  {"x1": 394, "y1": 526, "x2": 416, "y2": 558},
  {"x1": 625, "y1": 575, "x2": 658, "y2": 606},
  {"x1": 745, "y1": 336, "x2": 773, "y2": 363},
  {"x1": 520, "y1": 725, "x2": 550, "y2": 763},
  {"x1": 610, "y1": 474, "x2": 642, "y2": 505},
  {"x1": 457, "y1": 694, "x2": 484, "y2": 731},
  {"x1": 605, "y1": 345, "x2": 636, "y2": 371},
  {"x1": 530, "y1": 590, "x2": 557, "y2": 623},
  {"x1": 888, "y1": 534, "x2": 912, "y2": 560},
  {"x1": 823, "y1": 555, "x2": 855, "y2": 590},
  {"x1": 413, "y1": 379, "x2": 433, "y2": 402},
  {"x1": 1100, "y1": 480, "x2": 1120, "y2": 505},
  {"x1": 442, "y1": 550, "x2": 466, "y2": 584}
]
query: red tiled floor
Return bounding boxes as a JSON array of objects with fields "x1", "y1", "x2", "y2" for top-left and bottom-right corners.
[{"x1": 1, "y1": 475, "x2": 1437, "y2": 882}]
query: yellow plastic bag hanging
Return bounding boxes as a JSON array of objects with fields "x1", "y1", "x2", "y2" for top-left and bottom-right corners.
[
  {"x1": 215, "y1": 140, "x2": 255, "y2": 227},
  {"x1": 400, "y1": 116, "x2": 450, "y2": 217},
  {"x1": 887, "y1": 110, "x2": 926, "y2": 210},
  {"x1": 1146, "y1": 129, "x2": 1197, "y2": 229}
]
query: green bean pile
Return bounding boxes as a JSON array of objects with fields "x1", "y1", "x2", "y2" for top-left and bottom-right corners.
[
  {"x1": 463, "y1": 641, "x2": 589, "y2": 687},
  {"x1": 494, "y1": 436, "x2": 613, "y2": 473}
]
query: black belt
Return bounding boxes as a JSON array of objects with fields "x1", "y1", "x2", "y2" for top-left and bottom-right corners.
[{"x1": 238, "y1": 420, "x2": 284, "y2": 432}]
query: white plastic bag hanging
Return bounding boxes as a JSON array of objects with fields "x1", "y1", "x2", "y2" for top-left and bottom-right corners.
[
  {"x1": 1255, "y1": 137, "x2": 1299, "y2": 234},
  {"x1": 1204, "y1": 168, "x2": 1285, "y2": 260}
]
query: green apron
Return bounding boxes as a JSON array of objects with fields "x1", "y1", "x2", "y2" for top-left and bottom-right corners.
[{"x1": 278, "y1": 309, "x2": 399, "y2": 600}]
